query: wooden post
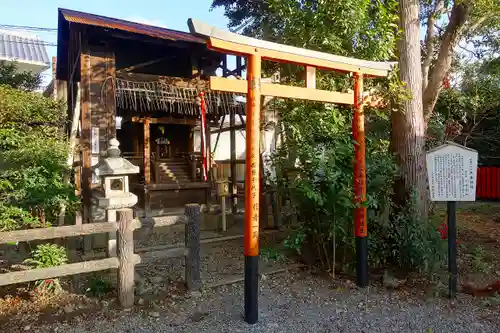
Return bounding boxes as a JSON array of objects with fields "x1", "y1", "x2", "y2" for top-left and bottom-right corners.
[
  {"x1": 230, "y1": 108, "x2": 237, "y2": 214},
  {"x1": 80, "y1": 40, "x2": 94, "y2": 254},
  {"x1": 107, "y1": 209, "x2": 117, "y2": 257},
  {"x1": 230, "y1": 56, "x2": 242, "y2": 215},
  {"x1": 74, "y1": 153, "x2": 81, "y2": 196},
  {"x1": 200, "y1": 93, "x2": 208, "y2": 182},
  {"x1": 144, "y1": 188, "x2": 151, "y2": 218},
  {"x1": 222, "y1": 55, "x2": 228, "y2": 76},
  {"x1": 105, "y1": 53, "x2": 116, "y2": 140},
  {"x1": 144, "y1": 119, "x2": 151, "y2": 185},
  {"x1": 117, "y1": 208, "x2": 134, "y2": 308},
  {"x1": 244, "y1": 52, "x2": 261, "y2": 325},
  {"x1": 221, "y1": 194, "x2": 227, "y2": 231},
  {"x1": 80, "y1": 42, "x2": 92, "y2": 227},
  {"x1": 305, "y1": 66, "x2": 316, "y2": 89},
  {"x1": 353, "y1": 73, "x2": 368, "y2": 287},
  {"x1": 189, "y1": 126, "x2": 196, "y2": 181},
  {"x1": 259, "y1": 96, "x2": 269, "y2": 229},
  {"x1": 206, "y1": 119, "x2": 212, "y2": 203},
  {"x1": 191, "y1": 156, "x2": 197, "y2": 181},
  {"x1": 185, "y1": 204, "x2": 201, "y2": 291},
  {"x1": 144, "y1": 119, "x2": 151, "y2": 217},
  {"x1": 51, "y1": 56, "x2": 58, "y2": 100},
  {"x1": 206, "y1": 122, "x2": 212, "y2": 179},
  {"x1": 70, "y1": 211, "x2": 82, "y2": 292},
  {"x1": 270, "y1": 189, "x2": 282, "y2": 229}
]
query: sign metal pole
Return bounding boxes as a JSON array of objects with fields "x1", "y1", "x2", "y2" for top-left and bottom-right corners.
[{"x1": 447, "y1": 200, "x2": 457, "y2": 298}]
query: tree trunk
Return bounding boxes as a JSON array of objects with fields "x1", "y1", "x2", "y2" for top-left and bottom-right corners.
[{"x1": 392, "y1": 0, "x2": 428, "y2": 216}]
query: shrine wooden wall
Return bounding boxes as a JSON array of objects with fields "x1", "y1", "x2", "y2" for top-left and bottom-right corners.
[{"x1": 80, "y1": 42, "x2": 116, "y2": 223}]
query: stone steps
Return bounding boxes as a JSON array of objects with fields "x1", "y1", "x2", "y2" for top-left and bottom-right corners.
[{"x1": 154, "y1": 158, "x2": 193, "y2": 184}]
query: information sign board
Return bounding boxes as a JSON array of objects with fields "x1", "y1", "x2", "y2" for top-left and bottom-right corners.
[{"x1": 426, "y1": 142, "x2": 478, "y2": 202}]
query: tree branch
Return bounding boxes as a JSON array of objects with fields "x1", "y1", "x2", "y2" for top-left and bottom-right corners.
[
  {"x1": 458, "y1": 42, "x2": 482, "y2": 58},
  {"x1": 434, "y1": 24, "x2": 445, "y2": 35},
  {"x1": 423, "y1": 1, "x2": 472, "y2": 123},
  {"x1": 422, "y1": 0, "x2": 445, "y2": 91},
  {"x1": 467, "y1": 14, "x2": 491, "y2": 34}
]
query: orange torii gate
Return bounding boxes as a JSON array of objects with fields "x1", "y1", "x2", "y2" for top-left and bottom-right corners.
[{"x1": 189, "y1": 19, "x2": 394, "y2": 324}]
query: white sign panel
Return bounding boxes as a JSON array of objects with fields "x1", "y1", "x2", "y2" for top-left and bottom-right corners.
[
  {"x1": 426, "y1": 142, "x2": 478, "y2": 202},
  {"x1": 116, "y1": 116, "x2": 122, "y2": 130}
]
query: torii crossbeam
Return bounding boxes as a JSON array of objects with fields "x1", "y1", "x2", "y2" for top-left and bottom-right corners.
[{"x1": 189, "y1": 19, "x2": 394, "y2": 325}]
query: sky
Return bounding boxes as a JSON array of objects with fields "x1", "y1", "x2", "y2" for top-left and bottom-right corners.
[
  {"x1": 0, "y1": 1, "x2": 478, "y2": 90},
  {"x1": 0, "y1": 0, "x2": 229, "y2": 88}
]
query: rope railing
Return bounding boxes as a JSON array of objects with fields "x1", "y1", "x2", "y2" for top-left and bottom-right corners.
[{"x1": 114, "y1": 77, "x2": 245, "y2": 117}]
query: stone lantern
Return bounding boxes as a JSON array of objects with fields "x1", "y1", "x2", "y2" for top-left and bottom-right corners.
[
  {"x1": 93, "y1": 138, "x2": 139, "y2": 209},
  {"x1": 92, "y1": 138, "x2": 139, "y2": 256}
]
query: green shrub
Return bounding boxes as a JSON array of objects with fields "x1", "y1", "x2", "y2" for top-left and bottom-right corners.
[
  {"x1": 0, "y1": 81, "x2": 79, "y2": 230},
  {"x1": 368, "y1": 194, "x2": 447, "y2": 274},
  {"x1": 260, "y1": 247, "x2": 286, "y2": 262},
  {"x1": 471, "y1": 246, "x2": 491, "y2": 272},
  {"x1": 273, "y1": 100, "x2": 446, "y2": 274},
  {"x1": 24, "y1": 243, "x2": 68, "y2": 292},
  {"x1": 0, "y1": 205, "x2": 41, "y2": 232},
  {"x1": 0, "y1": 60, "x2": 42, "y2": 91},
  {"x1": 85, "y1": 275, "x2": 114, "y2": 297}
]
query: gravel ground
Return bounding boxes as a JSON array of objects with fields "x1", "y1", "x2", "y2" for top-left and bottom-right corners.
[
  {"x1": 3, "y1": 210, "x2": 500, "y2": 332},
  {"x1": 135, "y1": 232, "x2": 293, "y2": 291},
  {"x1": 29, "y1": 271, "x2": 499, "y2": 333}
]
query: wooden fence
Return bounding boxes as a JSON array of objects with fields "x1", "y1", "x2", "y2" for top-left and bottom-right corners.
[
  {"x1": 0, "y1": 204, "x2": 201, "y2": 308},
  {"x1": 476, "y1": 166, "x2": 500, "y2": 200}
]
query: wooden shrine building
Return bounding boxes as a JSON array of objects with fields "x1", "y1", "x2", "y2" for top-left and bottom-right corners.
[{"x1": 55, "y1": 8, "x2": 245, "y2": 220}]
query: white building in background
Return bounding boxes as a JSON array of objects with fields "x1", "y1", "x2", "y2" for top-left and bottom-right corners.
[
  {"x1": 0, "y1": 31, "x2": 50, "y2": 74},
  {"x1": 193, "y1": 101, "x2": 280, "y2": 182},
  {"x1": 192, "y1": 76, "x2": 282, "y2": 182}
]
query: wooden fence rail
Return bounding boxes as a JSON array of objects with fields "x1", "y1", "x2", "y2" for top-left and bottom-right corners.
[
  {"x1": 0, "y1": 221, "x2": 122, "y2": 244},
  {"x1": 476, "y1": 166, "x2": 500, "y2": 200},
  {"x1": 0, "y1": 204, "x2": 201, "y2": 308},
  {"x1": 0, "y1": 258, "x2": 122, "y2": 287}
]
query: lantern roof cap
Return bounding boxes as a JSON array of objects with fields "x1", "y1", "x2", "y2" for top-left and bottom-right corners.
[{"x1": 93, "y1": 139, "x2": 139, "y2": 176}]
